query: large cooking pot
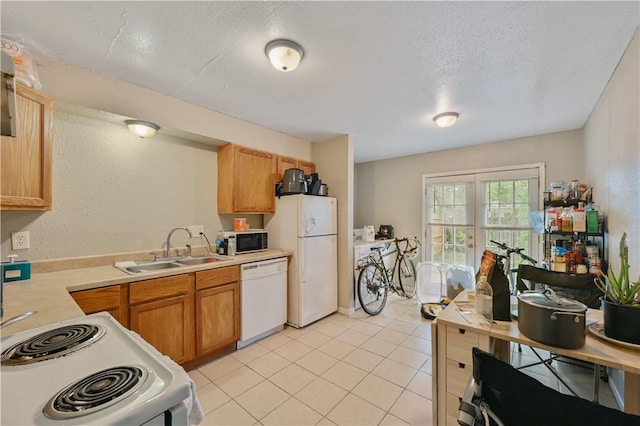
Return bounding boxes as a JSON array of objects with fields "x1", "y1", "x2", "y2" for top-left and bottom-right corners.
[{"x1": 517, "y1": 289, "x2": 587, "y2": 349}]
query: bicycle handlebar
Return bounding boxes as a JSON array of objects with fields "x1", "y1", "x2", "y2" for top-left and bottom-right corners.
[{"x1": 489, "y1": 239, "x2": 537, "y2": 264}]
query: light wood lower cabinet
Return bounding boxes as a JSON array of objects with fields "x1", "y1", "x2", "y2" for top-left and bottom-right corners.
[
  {"x1": 195, "y1": 266, "x2": 240, "y2": 358},
  {"x1": 70, "y1": 285, "x2": 128, "y2": 327},
  {"x1": 70, "y1": 266, "x2": 243, "y2": 366},
  {"x1": 129, "y1": 274, "x2": 195, "y2": 365}
]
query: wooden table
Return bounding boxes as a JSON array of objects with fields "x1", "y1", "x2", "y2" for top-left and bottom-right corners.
[{"x1": 431, "y1": 291, "x2": 640, "y2": 425}]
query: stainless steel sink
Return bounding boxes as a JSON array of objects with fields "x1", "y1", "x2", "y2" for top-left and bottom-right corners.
[
  {"x1": 116, "y1": 254, "x2": 231, "y2": 275},
  {"x1": 124, "y1": 261, "x2": 183, "y2": 274},
  {"x1": 177, "y1": 256, "x2": 224, "y2": 266}
]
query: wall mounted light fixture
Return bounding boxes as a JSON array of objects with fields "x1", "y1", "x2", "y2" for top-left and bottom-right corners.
[
  {"x1": 265, "y1": 39, "x2": 304, "y2": 72},
  {"x1": 433, "y1": 112, "x2": 459, "y2": 128},
  {"x1": 125, "y1": 120, "x2": 159, "y2": 138}
]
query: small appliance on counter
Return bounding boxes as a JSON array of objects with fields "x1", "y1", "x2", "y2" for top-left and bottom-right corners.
[
  {"x1": 223, "y1": 230, "x2": 268, "y2": 255},
  {"x1": 376, "y1": 225, "x2": 394, "y2": 239},
  {"x1": 281, "y1": 168, "x2": 307, "y2": 194}
]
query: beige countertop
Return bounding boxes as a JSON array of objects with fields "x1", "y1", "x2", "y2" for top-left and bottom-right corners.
[{"x1": 1, "y1": 249, "x2": 291, "y2": 335}]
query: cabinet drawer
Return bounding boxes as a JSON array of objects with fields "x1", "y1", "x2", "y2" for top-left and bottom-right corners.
[
  {"x1": 446, "y1": 326, "x2": 479, "y2": 366},
  {"x1": 196, "y1": 266, "x2": 240, "y2": 290},
  {"x1": 446, "y1": 358, "x2": 472, "y2": 397},
  {"x1": 130, "y1": 274, "x2": 194, "y2": 304},
  {"x1": 71, "y1": 285, "x2": 120, "y2": 313},
  {"x1": 446, "y1": 392, "x2": 462, "y2": 426}
]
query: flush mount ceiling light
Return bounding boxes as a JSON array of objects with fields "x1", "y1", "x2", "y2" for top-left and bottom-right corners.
[
  {"x1": 433, "y1": 112, "x2": 459, "y2": 128},
  {"x1": 265, "y1": 39, "x2": 304, "y2": 72},
  {"x1": 125, "y1": 120, "x2": 159, "y2": 138}
]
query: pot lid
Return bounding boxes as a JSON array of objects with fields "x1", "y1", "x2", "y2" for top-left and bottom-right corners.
[{"x1": 518, "y1": 289, "x2": 587, "y2": 312}]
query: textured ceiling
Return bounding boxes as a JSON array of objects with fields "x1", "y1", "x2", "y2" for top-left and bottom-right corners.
[{"x1": 2, "y1": 1, "x2": 638, "y2": 163}]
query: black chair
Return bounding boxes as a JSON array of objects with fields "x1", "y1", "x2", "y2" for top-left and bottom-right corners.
[
  {"x1": 515, "y1": 264, "x2": 606, "y2": 402},
  {"x1": 458, "y1": 347, "x2": 640, "y2": 426},
  {"x1": 516, "y1": 264, "x2": 603, "y2": 309}
]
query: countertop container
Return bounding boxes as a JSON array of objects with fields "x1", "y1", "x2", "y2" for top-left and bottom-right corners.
[{"x1": 518, "y1": 289, "x2": 587, "y2": 349}]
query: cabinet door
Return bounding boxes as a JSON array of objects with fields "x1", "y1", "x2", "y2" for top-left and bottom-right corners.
[
  {"x1": 1, "y1": 84, "x2": 53, "y2": 210},
  {"x1": 298, "y1": 160, "x2": 315, "y2": 176},
  {"x1": 276, "y1": 155, "x2": 298, "y2": 181},
  {"x1": 130, "y1": 293, "x2": 195, "y2": 364},
  {"x1": 71, "y1": 285, "x2": 128, "y2": 327},
  {"x1": 196, "y1": 282, "x2": 240, "y2": 357},
  {"x1": 234, "y1": 146, "x2": 276, "y2": 213},
  {"x1": 129, "y1": 274, "x2": 195, "y2": 364}
]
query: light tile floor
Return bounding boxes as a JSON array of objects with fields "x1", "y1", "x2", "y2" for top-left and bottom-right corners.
[{"x1": 189, "y1": 294, "x2": 618, "y2": 425}]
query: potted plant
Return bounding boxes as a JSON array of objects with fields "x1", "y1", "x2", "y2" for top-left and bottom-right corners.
[{"x1": 595, "y1": 232, "x2": 640, "y2": 344}]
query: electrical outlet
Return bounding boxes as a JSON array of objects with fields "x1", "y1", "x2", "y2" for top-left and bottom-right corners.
[
  {"x1": 187, "y1": 225, "x2": 204, "y2": 236},
  {"x1": 11, "y1": 231, "x2": 30, "y2": 250}
]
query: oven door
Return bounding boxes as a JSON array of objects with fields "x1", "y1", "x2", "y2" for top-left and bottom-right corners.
[{"x1": 142, "y1": 402, "x2": 189, "y2": 426}]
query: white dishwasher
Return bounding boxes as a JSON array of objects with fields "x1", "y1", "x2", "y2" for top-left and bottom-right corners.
[{"x1": 238, "y1": 258, "x2": 288, "y2": 349}]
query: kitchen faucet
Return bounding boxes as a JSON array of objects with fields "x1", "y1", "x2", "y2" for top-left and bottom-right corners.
[{"x1": 165, "y1": 227, "x2": 193, "y2": 259}]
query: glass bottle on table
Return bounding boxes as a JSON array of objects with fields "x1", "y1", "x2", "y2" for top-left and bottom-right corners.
[{"x1": 475, "y1": 275, "x2": 493, "y2": 322}]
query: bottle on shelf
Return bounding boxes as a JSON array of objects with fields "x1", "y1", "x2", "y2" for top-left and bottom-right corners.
[
  {"x1": 573, "y1": 203, "x2": 586, "y2": 232},
  {"x1": 475, "y1": 275, "x2": 493, "y2": 322}
]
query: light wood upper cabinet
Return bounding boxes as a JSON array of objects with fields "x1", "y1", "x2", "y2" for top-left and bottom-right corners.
[
  {"x1": 218, "y1": 144, "x2": 276, "y2": 214},
  {"x1": 195, "y1": 266, "x2": 240, "y2": 358},
  {"x1": 129, "y1": 274, "x2": 195, "y2": 365},
  {"x1": 1, "y1": 84, "x2": 53, "y2": 211},
  {"x1": 276, "y1": 155, "x2": 298, "y2": 181},
  {"x1": 276, "y1": 155, "x2": 315, "y2": 181},
  {"x1": 71, "y1": 285, "x2": 128, "y2": 328},
  {"x1": 298, "y1": 160, "x2": 315, "y2": 176}
]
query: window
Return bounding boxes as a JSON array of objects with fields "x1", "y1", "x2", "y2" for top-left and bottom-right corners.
[{"x1": 423, "y1": 165, "x2": 543, "y2": 273}]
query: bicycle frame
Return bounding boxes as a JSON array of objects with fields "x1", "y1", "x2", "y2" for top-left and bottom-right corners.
[
  {"x1": 489, "y1": 240, "x2": 537, "y2": 294},
  {"x1": 365, "y1": 238, "x2": 417, "y2": 291},
  {"x1": 357, "y1": 237, "x2": 420, "y2": 315}
]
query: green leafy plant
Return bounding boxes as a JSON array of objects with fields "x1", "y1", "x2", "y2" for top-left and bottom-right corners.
[{"x1": 596, "y1": 232, "x2": 640, "y2": 307}]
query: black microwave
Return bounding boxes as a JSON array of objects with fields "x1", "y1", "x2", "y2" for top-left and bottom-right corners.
[{"x1": 223, "y1": 230, "x2": 268, "y2": 254}]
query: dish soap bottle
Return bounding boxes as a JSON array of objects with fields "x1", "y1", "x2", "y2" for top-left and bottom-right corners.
[
  {"x1": 475, "y1": 275, "x2": 493, "y2": 322},
  {"x1": 216, "y1": 230, "x2": 225, "y2": 255}
]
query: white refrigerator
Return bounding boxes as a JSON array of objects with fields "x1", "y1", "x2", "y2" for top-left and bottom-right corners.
[{"x1": 265, "y1": 194, "x2": 338, "y2": 327}]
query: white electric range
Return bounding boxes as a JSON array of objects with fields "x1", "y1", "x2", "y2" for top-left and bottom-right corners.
[{"x1": 0, "y1": 312, "x2": 202, "y2": 425}]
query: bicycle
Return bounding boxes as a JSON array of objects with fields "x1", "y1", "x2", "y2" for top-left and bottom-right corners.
[
  {"x1": 489, "y1": 240, "x2": 537, "y2": 295},
  {"x1": 357, "y1": 237, "x2": 420, "y2": 316}
]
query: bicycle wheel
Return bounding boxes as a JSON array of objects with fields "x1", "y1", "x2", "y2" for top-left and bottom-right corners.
[
  {"x1": 397, "y1": 257, "x2": 417, "y2": 298},
  {"x1": 357, "y1": 263, "x2": 388, "y2": 315}
]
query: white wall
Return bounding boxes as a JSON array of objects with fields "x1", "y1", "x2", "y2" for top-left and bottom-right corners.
[
  {"x1": 583, "y1": 27, "x2": 639, "y2": 411},
  {"x1": 584, "y1": 28, "x2": 639, "y2": 278},
  {"x1": 355, "y1": 129, "x2": 584, "y2": 241},
  {"x1": 1, "y1": 107, "x2": 226, "y2": 259},
  {"x1": 1, "y1": 54, "x2": 314, "y2": 261},
  {"x1": 31, "y1": 53, "x2": 312, "y2": 160},
  {"x1": 312, "y1": 135, "x2": 355, "y2": 312}
]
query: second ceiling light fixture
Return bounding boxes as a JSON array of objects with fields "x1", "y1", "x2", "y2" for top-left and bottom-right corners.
[{"x1": 266, "y1": 39, "x2": 304, "y2": 72}]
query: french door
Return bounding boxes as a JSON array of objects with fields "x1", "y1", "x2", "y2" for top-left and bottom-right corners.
[{"x1": 423, "y1": 165, "x2": 543, "y2": 275}]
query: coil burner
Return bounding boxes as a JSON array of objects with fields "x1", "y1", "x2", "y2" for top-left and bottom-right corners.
[
  {"x1": 1, "y1": 324, "x2": 105, "y2": 365},
  {"x1": 43, "y1": 365, "x2": 148, "y2": 419}
]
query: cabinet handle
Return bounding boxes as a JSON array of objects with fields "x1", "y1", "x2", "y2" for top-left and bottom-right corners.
[
  {"x1": 458, "y1": 362, "x2": 466, "y2": 369},
  {"x1": 458, "y1": 328, "x2": 466, "y2": 335}
]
